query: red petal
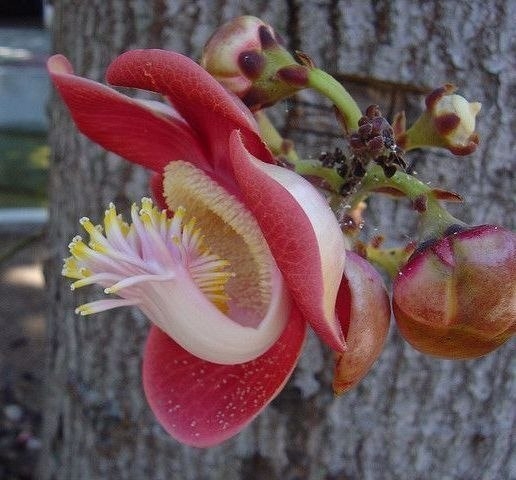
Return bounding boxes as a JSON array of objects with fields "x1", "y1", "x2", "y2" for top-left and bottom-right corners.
[
  {"x1": 150, "y1": 173, "x2": 167, "y2": 210},
  {"x1": 143, "y1": 307, "x2": 306, "y2": 447},
  {"x1": 333, "y1": 252, "x2": 390, "y2": 394},
  {"x1": 47, "y1": 54, "x2": 209, "y2": 172},
  {"x1": 229, "y1": 132, "x2": 346, "y2": 351},
  {"x1": 106, "y1": 49, "x2": 273, "y2": 173}
]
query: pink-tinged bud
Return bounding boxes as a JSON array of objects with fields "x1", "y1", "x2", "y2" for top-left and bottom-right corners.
[
  {"x1": 201, "y1": 16, "x2": 307, "y2": 111},
  {"x1": 201, "y1": 16, "x2": 270, "y2": 97},
  {"x1": 393, "y1": 225, "x2": 516, "y2": 359},
  {"x1": 402, "y1": 84, "x2": 481, "y2": 155},
  {"x1": 333, "y1": 252, "x2": 391, "y2": 395}
]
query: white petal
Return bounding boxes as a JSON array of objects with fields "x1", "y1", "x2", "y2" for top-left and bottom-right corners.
[{"x1": 140, "y1": 265, "x2": 289, "y2": 364}]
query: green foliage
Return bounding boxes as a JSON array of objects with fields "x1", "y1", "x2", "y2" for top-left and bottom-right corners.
[{"x1": 0, "y1": 132, "x2": 48, "y2": 207}]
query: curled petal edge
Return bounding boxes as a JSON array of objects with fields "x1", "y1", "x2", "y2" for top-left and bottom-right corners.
[{"x1": 229, "y1": 131, "x2": 347, "y2": 351}]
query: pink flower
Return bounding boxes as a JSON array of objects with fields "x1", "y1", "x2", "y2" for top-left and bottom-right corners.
[
  {"x1": 48, "y1": 50, "x2": 361, "y2": 446},
  {"x1": 393, "y1": 225, "x2": 515, "y2": 359}
]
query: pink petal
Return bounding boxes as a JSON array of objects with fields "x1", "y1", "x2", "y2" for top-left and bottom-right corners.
[
  {"x1": 142, "y1": 307, "x2": 306, "y2": 447},
  {"x1": 333, "y1": 252, "x2": 391, "y2": 394},
  {"x1": 105, "y1": 49, "x2": 274, "y2": 174},
  {"x1": 229, "y1": 132, "x2": 347, "y2": 351},
  {"x1": 47, "y1": 54, "x2": 209, "y2": 172}
]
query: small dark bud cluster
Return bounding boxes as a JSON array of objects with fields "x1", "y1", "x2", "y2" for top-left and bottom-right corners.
[
  {"x1": 320, "y1": 106, "x2": 408, "y2": 196},
  {"x1": 317, "y1": 147, "x2": 368, "y2": 196},
  {"x1": 349, "y1": 105, "x2": 407, "y2": 179}
]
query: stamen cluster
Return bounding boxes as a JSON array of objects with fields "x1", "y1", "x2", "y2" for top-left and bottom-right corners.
[{"x1": 63, "y1": 198, "x2": 234, "y2": 315}]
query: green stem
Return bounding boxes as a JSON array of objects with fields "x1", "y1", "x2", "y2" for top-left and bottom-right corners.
[
  {"x1": 307, "y1": 68, "x2": 363, "y2": 132},
  {"x1": 366, "y1": 244, "x2": 415, "y2": 279},
  {"x1": 293, "y1": 161, "x2": 343, "y2": 192},
  {"x1": 255, "y1": 110, "x2": 344, "y2": 192},
  {"x1": 254, "y1": 111, "x2": 300, "y2": 163},
  {"x1": 351, "y1": 164, "x2": 465, "y2": 239},
  {"x1": 402, "y1": 111, "x2": 446, "y2": 152}
]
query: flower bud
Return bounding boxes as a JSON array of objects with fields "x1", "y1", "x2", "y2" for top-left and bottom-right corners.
[
  {"x1": 393, "y1": 225, "x2": 515, "y2": 359},
  {"x1": 201, "y1": 16, "x2": 307, "y2": 111},
  {"x1": 333, "y1": 252, "x2": 391, "y2": 395},
  {"x1": 399, "y1": 84, "x2": 481, "y2": 155}
]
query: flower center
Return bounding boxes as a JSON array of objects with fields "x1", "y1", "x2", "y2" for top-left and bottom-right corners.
[
  {"x1": 63, "y1": 161, "x2": 290, "y2": 365},
  {"x1": 63, "y1": 198, "x2": 234, "y2": 315},
  {"x1": 163, "y1": 160, "x2": 276, "y2": 327}
]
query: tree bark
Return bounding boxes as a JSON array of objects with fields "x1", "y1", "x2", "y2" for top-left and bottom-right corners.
[{"x1": 39, "y1": 1, "x2": 515, "y2": 479}]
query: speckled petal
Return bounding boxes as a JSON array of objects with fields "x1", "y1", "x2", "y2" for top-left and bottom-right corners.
[{"x1": 143, "y1": 306, "x2": 306, "y2": 447}]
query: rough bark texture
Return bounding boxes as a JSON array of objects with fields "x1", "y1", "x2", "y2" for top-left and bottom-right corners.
[{"x1": 39, "y1": 1, "x2": 515, "y2": 479}]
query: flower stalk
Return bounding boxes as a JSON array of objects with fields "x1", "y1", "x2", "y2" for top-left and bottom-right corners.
[
  {"x1": 307, "y1": 68, "x2": 363, "y2": 132},
  {"x1": 349, "y1": 164, "x2": 466, "y2": 241}
]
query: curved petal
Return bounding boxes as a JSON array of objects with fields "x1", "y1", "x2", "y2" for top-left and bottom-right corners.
[
  {"x1": 333, "y1": 252, "x2": 391, "y2": 394},
  {"x1": 139, "y1": 263, "x2": 290, "y2": 365},
  {"x1": 105, "y1": 49, "x2": 274, "y2": 173},
  {"x1": 143, "y1": 306, "x2": 307, "y2": 447},
  {"x1": 229, "y1": 131, "x2": 347, "y2": 351},
  {"x1": 47, "y1": 54, "x2": 209, "y2": 172}
]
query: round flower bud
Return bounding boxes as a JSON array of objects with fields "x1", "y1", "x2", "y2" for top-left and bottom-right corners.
[{"x1": 393, "y1": 225, "x2": 515, "y2": 359}]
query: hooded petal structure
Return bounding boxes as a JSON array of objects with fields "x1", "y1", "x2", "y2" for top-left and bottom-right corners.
[
  {"x1": 64, "y1": 175, "x2": 292, "y2": 365},
  {"x1": 229, "y1": 132, "x2": 347, "y2": 351},
  {"x1": 50, "y1": 47, "x2": 351, "y2": 446}
]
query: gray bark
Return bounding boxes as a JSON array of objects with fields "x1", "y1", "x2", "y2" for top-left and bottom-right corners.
[{"x1": 39, "y1": 1, "x2": 515, "y2": 479}]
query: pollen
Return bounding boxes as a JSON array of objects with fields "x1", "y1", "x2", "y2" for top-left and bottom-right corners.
[{"x1": 62, "y1": 198, "x2": 234, "y2": 315}]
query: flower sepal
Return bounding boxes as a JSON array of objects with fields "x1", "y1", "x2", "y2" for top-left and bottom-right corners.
[{"x1": 333, "y1": 252, "x2": 391, "y2": 395}]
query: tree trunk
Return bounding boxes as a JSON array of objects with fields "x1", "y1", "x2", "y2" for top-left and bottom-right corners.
[{"x1": 39, "y1": 1, "x2": 514, "y2": 479}]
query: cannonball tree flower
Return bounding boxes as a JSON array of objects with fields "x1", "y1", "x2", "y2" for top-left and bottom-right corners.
[
  {"x1": 393, "y1": 225, "x2": 516, "y2": 359},
  {"x1": 47, "y1": 50, "x2": 383, "y2": 446}
]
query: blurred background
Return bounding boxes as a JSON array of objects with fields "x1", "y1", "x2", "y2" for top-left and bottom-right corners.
[{"x1": 0, "y1": 2, "x2": 51, "y2": 478}]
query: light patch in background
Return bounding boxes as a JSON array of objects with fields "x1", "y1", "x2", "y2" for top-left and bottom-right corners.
[
  {"x1": 0, "y1": 46, "x2": 33, "y2": 61},
  {"x1": 4, "y1": 264, "x2": 45, "y2": 288}
]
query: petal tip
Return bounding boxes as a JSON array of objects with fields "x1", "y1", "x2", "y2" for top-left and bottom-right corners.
[{"x1": 47, "y1": 54, "x2": 74, "y2": 75}]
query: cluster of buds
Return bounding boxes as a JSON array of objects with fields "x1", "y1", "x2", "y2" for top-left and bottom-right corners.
[
  {"x1": 203, "y1": 16, "x2": 514, "y2": 364},
  {"x1": 350, "y1": 105, "x2": 405, "y2": 170}
]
